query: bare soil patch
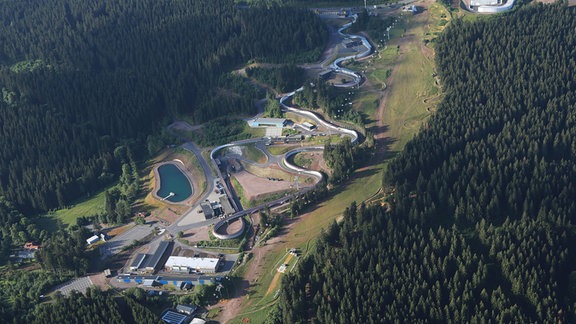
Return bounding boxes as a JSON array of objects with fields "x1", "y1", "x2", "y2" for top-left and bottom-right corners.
[
  {"x1": 182, "y1": 226, "x2": 211, "y2": 242},
  {"x1": 89, "y1": 273, "x2": 109, "y2": 291},
  {"x1": 232, "y1": 170, "x2": 300, "y2": 201}
]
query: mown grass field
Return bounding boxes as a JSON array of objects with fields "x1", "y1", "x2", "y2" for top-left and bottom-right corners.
[{"x1": 39, "y1": 185, "x2": 113, "y2": 229}]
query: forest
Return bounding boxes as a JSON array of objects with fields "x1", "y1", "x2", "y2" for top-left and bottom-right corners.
[
  {"x1": 0, "y1": 0, "x2": 327, "y2": 215},
  {"x1": 0, "y1": 0, "x2": 329, "y2": 321},
  {"x1": 273, "y1": 4, "x2": 576, "y2": 323},
  {"x1": 0, "y1": 0, "x2": 327, "y2": 269}
]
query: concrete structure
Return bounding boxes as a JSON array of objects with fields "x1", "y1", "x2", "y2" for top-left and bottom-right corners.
[
  {"x1": 319, "y1": 70, "x2": 333, "y2": 80},
  {"x1": 143, "y1": 241, "x2": 172, "y2": 273},
  {"x1": 248, "y1": 118, "x2": 287, "y2": 128},
  {"x1": 165, "y1": 256, "x2": 221, "y2": 274},
  {"x1": 219, "y1": 195, "x2": 235, "y2": 215},
  {"x1": 470, "y1": 0, "x2": 515, "y2": 13},
  {"x1": 86, "y1": 235, "x2": 100, "y2": 245},
  {"x1": 213, "y1": 217, "x2": 246, "y2": 240},
  {"x1": 200, "y1": 202, "x2": 214, "y2": 219},
  {"x1": 161, "y1": 310, "x2": 188, "y2": 324},
  {"x1": 130, "y1": 253, "x2": 148, "y2": 272},
  {"x1": 176, "y1": 304, "x2": 197, "y2": 315}
]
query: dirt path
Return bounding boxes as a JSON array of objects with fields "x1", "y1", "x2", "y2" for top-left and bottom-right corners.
[
  {"x1": 216, "y1": 244, "x2": 273, "y2": 323},
  {"x1": 215, "y1": 216, "x2": 302, "y2": 323},
  {"x1": 374, "y1": 0, "x2": 434, "y2": 159},
  {"x1": 264, "y1": 254, "x2": 294, "y2": 297}
]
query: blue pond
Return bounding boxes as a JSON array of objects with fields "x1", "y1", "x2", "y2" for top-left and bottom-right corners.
[{"x1": 156, "y1": 163, "x2": 192, "y2": 203}]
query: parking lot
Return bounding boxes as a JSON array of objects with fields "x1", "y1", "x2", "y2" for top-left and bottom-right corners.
[
  {"x1": 100, "y1": 225, "x2": 154, "y2": 259},
  {"x1": 56, "y1": 276, "x2": 93, "y2": 296}
]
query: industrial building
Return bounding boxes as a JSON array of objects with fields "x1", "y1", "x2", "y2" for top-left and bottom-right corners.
[
  {"x1": 143, "y1": 241, "x2": 173, "y2": 273},
  {"x1": 248, "y1": 118, "x2": 287, "y2": 128},
  {"x1": 161, "y1": 310, "x2": 188, "y2": 324},
  {"x1": 165, "y1": 256, "x2": 221, "y2": 274},
  {"x1": 130, "y1": 253, "x2": 148, "y2": 272}
]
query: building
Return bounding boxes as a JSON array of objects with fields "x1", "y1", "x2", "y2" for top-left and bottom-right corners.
[
  {"x1": 200, "y1": 202, "x2": 214, "y2": 219},
  {"x1": 130, "y1": 253, "x2": 148, "y2": 272},
  {"x1": 219, "y1": 196, "x2": 235, "y2": 215},
  {"x1": 301, "y1": 122, "x2": 316, "y2": 131},
  {"x1": 176, "y1": 304, "x2": 197, "y2": 315},
  {"x1": 248, "y1": 118, "x2": 287, "y2": 128},
  {"x1": 24, "y1": 242, "x2": 41, "y2": 250},
  {"x1": 470, "y1": 0, "x2": 514, "y2": 12},
  {"x1": 143, "y1": 241, "x2": 173, "y2": 273},
  {"x1": 161, "y1": 310, "x2": 188, "y2": 324},
  {"x1": 201, "y1": 200, "x2": 223, "y2": 218},
  {"x1": 191, "y1": 319, "x2": 206, "y2": 324},
  {"x1": 86, "y1": 235, "x2": 100, "y2": 245},
  {"x1": 165, "y1": 256, "x2": 221, "y2": 274}
]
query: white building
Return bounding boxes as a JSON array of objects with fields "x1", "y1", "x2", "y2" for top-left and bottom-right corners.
[
  {"x1": 165, "y1": 256, "x2": 221, "y2": 274},
  {"x1": 86, "y1": 235, "x2": 100, "y2": 245}
]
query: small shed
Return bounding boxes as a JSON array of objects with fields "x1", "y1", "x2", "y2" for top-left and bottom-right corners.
[{"x1": 86, "y1": 235, "x2": 100, "y2": 245}]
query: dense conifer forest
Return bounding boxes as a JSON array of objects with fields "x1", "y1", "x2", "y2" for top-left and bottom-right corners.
[
  {"x1": 273, "y1": 4, "x2": 576, "y2": 323},
  {"x1": 0, "y1": 0, "x2": 327, "y2": 215},
  {"x1": 0, "y1": 1, "x2": 328, "y2": 321}
]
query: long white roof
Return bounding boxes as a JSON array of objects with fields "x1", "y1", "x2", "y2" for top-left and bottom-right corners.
[{"x1": 165, "y1": 256, "x2": 219, "y2": 270}]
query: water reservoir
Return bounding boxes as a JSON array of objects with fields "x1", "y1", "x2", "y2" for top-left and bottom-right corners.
[{"x1": 156, "y1": 163, "x2": 192, "y2": 203}]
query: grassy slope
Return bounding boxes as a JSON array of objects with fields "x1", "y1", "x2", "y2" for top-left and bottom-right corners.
[
  {"x1": 43, "y1": 146, "x2": 208, "y2": 229},
  {"x1": 229, "y1": 4, "x2": 449, "y2": 322}
]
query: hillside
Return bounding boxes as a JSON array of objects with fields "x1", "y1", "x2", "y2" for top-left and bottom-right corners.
[
  {"x1": 0, "y1": 0, "x2": 327, "y2": 214},
  {"x1": 275, "y1": 4, "x2": 576, "y2": 323}
]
